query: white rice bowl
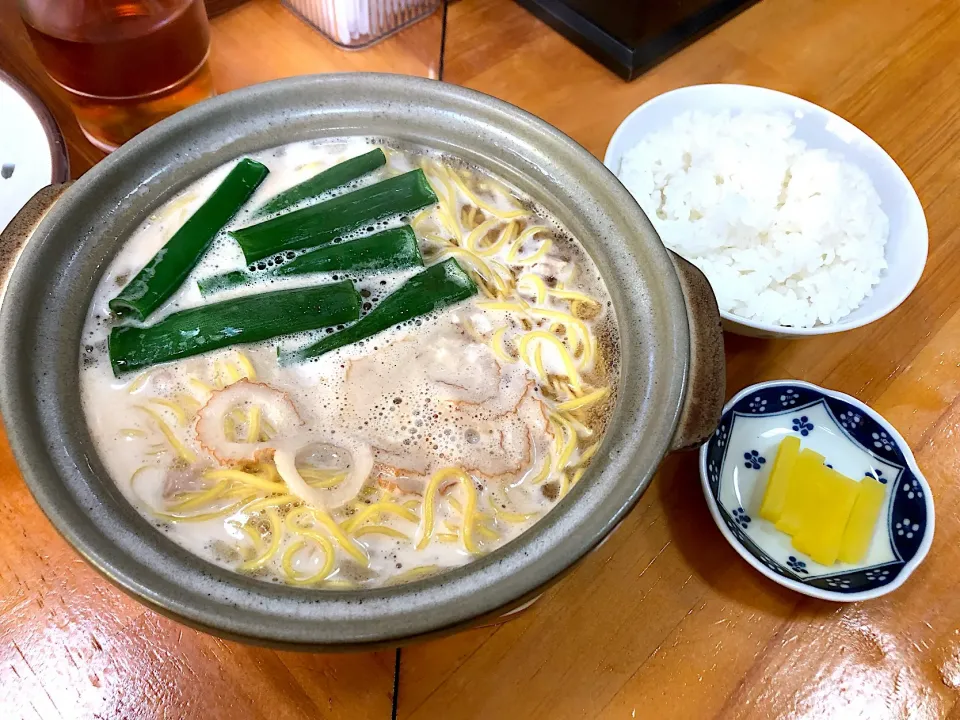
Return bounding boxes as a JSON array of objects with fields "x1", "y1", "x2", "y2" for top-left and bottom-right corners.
[{"x1": 617, "y1": 110, "x2": 889, "y2": 328}]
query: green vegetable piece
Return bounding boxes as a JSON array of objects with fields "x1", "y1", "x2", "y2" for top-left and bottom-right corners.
[
  {"x1": 252, "y1": 148, "x2": 386, "y2": 218},
  {"x1": 230, "y1": 169, "x2": 437, "y2": 263},
  {"x1": 108, "y1": 158, "x2": 269, "y2": 321},
  {"x1": 109, "y1": 281, "x2": 361, "y2": 375},
  {"x1": 282, "y1": 258, "x2": 477, "y2": 365},
  {"x1": 197, "y1": 226, "x2": 423, "y2": 297}
]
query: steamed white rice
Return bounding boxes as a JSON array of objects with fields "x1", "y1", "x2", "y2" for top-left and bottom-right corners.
[{"x1": 617, "y1": 110, "x2": 889, "y2": 328}]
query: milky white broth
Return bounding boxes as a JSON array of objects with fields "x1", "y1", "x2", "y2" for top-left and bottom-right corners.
[{"x1": 80, "y1": 137, "x2": 619, "y2": 589}]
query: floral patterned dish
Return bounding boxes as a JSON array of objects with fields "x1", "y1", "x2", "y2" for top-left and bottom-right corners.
[{"x1": 700, "y1": 380, "x2": 934, "y2": 601}]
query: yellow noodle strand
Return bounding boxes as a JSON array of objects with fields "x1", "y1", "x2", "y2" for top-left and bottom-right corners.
[
  {"x1": 281, "y1": 540, "x2": 315, "y2": 582},
  {"x1": 412, "y1": 469, "x2": 447, "y2": 549},
  {"x1": 213, "y1": 360, "x2": 226, "y2": 388},
  {"x1": 246, "y1": 406, "x2": 261, "y2": 444},
  {"x1": 238, "y1": 508, "x2": 283, "y2": 571},
  {"x1": 126, "y1": 371, "x2": 152, "y2": 394},
  {"x1": 477, "y1": 221, "x2": 516, "y2": 257},
  {"x1": 533, "y1": 343, "x2": 546, "y2": 379},
  {"x1": 203, "y1": 469, "x2": 286, "y2": 493},
  {"x1": 439, "y1": 246, "x2": 504, "y2": 293},
  {"x1": 287, "y1": 506, "x2": 368, "y2": 566},
  {"x1": 323, "y1": 578, "x2": 359, "y2": 590},
  {"x1": 256, "y1": 462, "x2": 280, "y2": 483},
  {"x1": 514, "y1": 238, "x2": 552, "y2": 265},
  {"x1": 423, "y1": 232, "x2": 453, "y2": 248},
  {"x1": 239, "y1": 524, "x2": 263, "y2": 553},
  {"x1": 281, "y1": 530, "x2": 335, "y2": 584},
  {"x1": 129, "y1": 464, "x2": 158, "y2": 501},
  {"x1": 223, "y1": 361, "x2": 242, "y2": 385},
  {"x1": 223, "y1": 486, "x2": 256, "y2": 499},
  {"x1": 169, "y1": 480, "x2": 230, "y2": 512},
  {"x1": 223, "y1": 414, "x2": 236, "y2": 442},
  {"x1": 343, "y1": 502, "x2": 419, "y2": 533},
  {"x1": 552, "y1": 415, "x2": 578, "y2": 470},
  {"x1": 518, "y1": 273, "x2": 548, "y2": 304},
  {"x1": 422, "y1": 163, "x2": 460, "y2": 239},
  {"x1": 457, "y1": 474, "x2": 481, "y2": 553},
  {"x1": 175, "y1": 393, "x2": 201, "y2": 413},
  {"x1": 477, "y1": 300, "x2": 529, "y2": 313},
  {"x1": 447, "y1": 170, "x2": 527, "y2": 220},
  {"x1": 477, "y1": 523, "x2": 498, "y2": 541},
  {"x1": 528, "y1": 444, "x2": 553, "y2": 484},
  {"x1": 531, "y1": 308, "x2": 594, "y2": 367},
  {"x1": 137, "y1": 406, "x2": 196, "y2": 463},
  {"x1": 487, "y1": 495, "x2": 537, "y2": 523},
  {"x1": 465, "y1": 217, "x2": 501, "y2": 251},
  {"x1": 353, "y1": 525, "x2": 410, "y2": 540},
  {"x1": 147, "y1": 398, "x2": 187, "y2": 426},
  {"x1": 576, "y1": 441, "x2": 601, "y2": 467},
  {"x1": 491, "y1": 327, "x2": 516, "y2": 364},
  {"x1": 188, "y1": 378, "x2": 214, "y2": 398},
  {"x1": 550, "y1": 288, "x2": 601, "y2": 306},
  {"x1": 387, "y1": 565, "x2": 441, "y2": 585},
  {"x1": 411, "y1": 207, "x2": 433, "y2": 227},
  {"x1": 119, "y1": 428, "x2": 147, "y2": 439},
  {"x1": 244, "y1": 494, "x2": 299, "y2": 513},
  {"x1": 506, "y1": 226, "x2": 549, "y2": 261},
  {"x1": 459, "y1": 315, "x2": 486, "y2": 343},
  {"x1": 550, "y1": 377, "x2": 565, "y2": 397},
  {"x1": 562, "y1": 413, "x2": 594, "y2": 438},
  {"x1": 299, "y1": 468, "x2": 348, "y2": 488},
  {"x1": 518, "y1": 331, "x2": 582, "y2": 390},
  {"x1": 554, "y1": 387, "x2": 610, "y2": 413},
  {"x1": 235, "y1": 352, "x2": 257, "y2": 381},
  {"x1": 154, "y1": 497, "x2": 254, "y2": 523},
  {"x1": 418, "y1": 468, "x2": 476, "y2": 551}
]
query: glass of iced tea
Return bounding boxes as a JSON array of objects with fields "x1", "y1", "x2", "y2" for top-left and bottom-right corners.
[{"x1": 20, "y1": 0, "x2": 214, "y2": 152}]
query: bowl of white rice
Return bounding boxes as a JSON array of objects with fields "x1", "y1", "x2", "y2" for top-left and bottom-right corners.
[{"x1": 604, "y1": 84, "x2": 927, "y2": 338}]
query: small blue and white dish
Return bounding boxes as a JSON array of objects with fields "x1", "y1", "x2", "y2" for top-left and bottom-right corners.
[{"x1": 700, "y1": 380, "x2": 934, "y2": 601}]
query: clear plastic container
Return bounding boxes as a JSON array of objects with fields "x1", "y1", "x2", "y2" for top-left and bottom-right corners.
[{"x1": 283, "y1": 0, "x2": 440, "y2": 49}]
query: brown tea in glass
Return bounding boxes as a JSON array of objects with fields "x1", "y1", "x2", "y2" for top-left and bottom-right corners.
[{"x1": 21, "y1": 0, "x2": 214, "y2": 152}]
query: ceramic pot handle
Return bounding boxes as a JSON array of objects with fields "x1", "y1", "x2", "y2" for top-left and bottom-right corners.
[
  {"x1": 668, "y1": 251, "x2": 726, "y2": 451},
  {"x1": 0, "y1": 183, "x2": 71, "y2": 304}
]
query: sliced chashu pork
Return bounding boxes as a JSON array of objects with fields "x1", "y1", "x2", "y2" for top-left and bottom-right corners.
[{"x1": 340, "y1": 323, "x2": 550, "y2": 480}]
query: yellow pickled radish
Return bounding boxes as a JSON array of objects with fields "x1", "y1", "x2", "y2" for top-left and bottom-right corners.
[
  {"x1": 759, "y1": 435, "x2": 802, "y2": 522},
  {"x1": 775, "y1": 448, "x2": 825, "y2": 536},
  {"x1": 791, "y1": 464, "x2": 860, "y2": 566},
  {"x1": 838, "y1": 477, "x2": 887, "y2": 564}
]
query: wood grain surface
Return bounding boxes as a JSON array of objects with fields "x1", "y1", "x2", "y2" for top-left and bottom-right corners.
[{"x1": 2, "y1": 0, "x2": 960, "y2": 718}]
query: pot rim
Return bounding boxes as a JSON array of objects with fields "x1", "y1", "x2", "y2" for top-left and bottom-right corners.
[{"x1": 0, "y1": 73, "x2": 691, "y2": 648}]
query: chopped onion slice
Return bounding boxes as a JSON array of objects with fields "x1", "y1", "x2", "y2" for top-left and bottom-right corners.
[{"x1": 274, "y1": 435, "x2": 374, "y2": 510}]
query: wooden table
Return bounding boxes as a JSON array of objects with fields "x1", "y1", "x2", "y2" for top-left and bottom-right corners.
[{"x1": 2, "y1": 0, "x2": 960, "y2": 717}]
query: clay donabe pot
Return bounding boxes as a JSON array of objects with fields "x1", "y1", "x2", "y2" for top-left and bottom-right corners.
[{"x1": 0, "y1": 74, "x2": 724, "y2": 649}]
